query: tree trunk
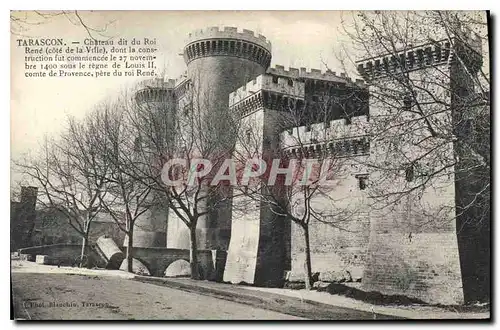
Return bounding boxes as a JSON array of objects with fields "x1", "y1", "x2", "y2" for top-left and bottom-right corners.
[
  {"x1": 302, "y1": 224, "x2": 313, "y2": 290},
  {"x1": 126, "y1": 225, "x2": 134, "y2": 273},
  {"x1": 79, "y1": 234, "x2": 88, "y2": 268},
  {"x1": 189, "y1": 226, "x2": 201, "y2": 280}
]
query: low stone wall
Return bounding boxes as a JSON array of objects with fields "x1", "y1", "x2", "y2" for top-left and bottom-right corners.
[
  {"x1": 18, "y1": 244, "x2": 105, "y2": 268},
  {"x1": 17, "y1": 243, "x2": 228, "y2": 281}
]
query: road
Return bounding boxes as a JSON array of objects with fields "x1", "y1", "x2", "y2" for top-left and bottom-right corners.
[{"x1": 12, "y1": 272, "x2": 305, "y2": 320}]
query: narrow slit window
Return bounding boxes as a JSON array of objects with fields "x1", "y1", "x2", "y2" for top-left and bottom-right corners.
[
  {"x1": 355, "y1": 174, "x2": 368, "y2": 190},
  {"x1": 405, "y1": 164, "x2": 415, "y2": 182}
]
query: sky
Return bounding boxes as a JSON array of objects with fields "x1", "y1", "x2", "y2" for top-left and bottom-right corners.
[{"x1": 11, "y1": 11, "x2": 358, "y2": 166}]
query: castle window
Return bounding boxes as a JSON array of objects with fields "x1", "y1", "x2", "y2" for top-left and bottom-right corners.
[
  {"x1": 355, "y1": 174, "x2": 368, "y2": 190},
  {"x1": 374, "y1": 59, "x2": 381, "y2": 75},
  {"x1": 360, "y1": 138, "x2": 370, "y2": 154},
  {"x1": 305, "y1": 124, "x2": 312, "y2": 132},
  {"x1": 315, "y1": 144, "x2": 322, "y2": 156},
  {"x1": 272, "y1": 76, "x2": 279, "y2": 84},
  {"x1": 403, "y1": 94, "x2": 413, "y2": 110},
  {"x1": 425, "y1": 47, "x2": 432, "y2": 65},
  {"x1": 245, "y1": 129, "x2": 252, "y2": 144},
  {"x1": 435, "y1": 46, "x2": 442, "y2": 62},
  {"x1": 390, "y1": 56, "x2": 397, "y2": 72},
  {"x1": 352, "y1": 140, "x2": 359, "y2": 154},
  {"x1": 399, "y1": 53, "x2": 406, "y2": 70},
  {"x1": 416, "y1": 49, "x2": 424, "y2": 66},
  {"x1": 405, "y1": 164, "x2": 415, "y2": 182},
  {"x1": 383, "y1": 57, "x2": 389, "y2": 72},
  {"x1": 288, "y1": 79, "x2": 294, "y2": 87},
  {"x1": 443, "y1": 43, "x2": 451, "y2": 60},
  {"x1": 407, "y1": 51, "x2": 415, "y2": 69},
  {"x1": 343, "y1": 140, "x2": 351, "y2": 155}
]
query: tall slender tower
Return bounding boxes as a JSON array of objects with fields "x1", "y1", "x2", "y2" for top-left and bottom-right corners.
[
  {"x1": 11, "y1": 186, "x2": 38, "y2": 250},
  {"x1": 356, "y1": 31, "x2": 485, "y2": 304},
  {"x1": 182, "y1": 27, "x2": 272, "y2": 250},
  {"x1": 127, "y1": 78, "x2": 176, "y2": 248}
]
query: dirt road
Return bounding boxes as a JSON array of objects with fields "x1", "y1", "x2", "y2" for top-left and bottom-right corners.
[{"x1": 12, "y1": 272, "x2": 305, "y2": 320}]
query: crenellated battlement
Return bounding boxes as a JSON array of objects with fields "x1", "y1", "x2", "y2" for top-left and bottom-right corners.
[
  {"x1": 135, "y1": 77, "x2": 176, "y2": 91},
  {"x1": 135, "y1": 78, "x2": 176, "y2": 105},
  {"x1": 229, "y1": 74, "x2": 305, "y2": 107},
  {"x1": 171, "y1": 72, "x2": 191, "y2": 99},
  {"x1": 267, "y1": 65, "x2": 300, "y2": 78},
  {"x1": 184, "y1": 28, "x2": 271, "y2": 69},
  {"x1": 356, "y1": 35, "x2": 483, "y2": 81},
  {"x1": 185, "y1": 26, "x2": 271, "y2": 51},
  {"x1": 267, "y1": 65, "x2": 352, "y2": 83},
  {"x1": 280, "y1": 115, "x2": 370, "y2": 151},
  {"x1": 183, "y1": 27, "x2": 272, "y2": 68}
]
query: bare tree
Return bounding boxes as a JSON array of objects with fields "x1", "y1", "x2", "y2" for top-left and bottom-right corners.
[
  {"x1": 91, "y1": 100, "x2": 153, "y2": 273},
  {"x1": 114, "y1": 77, "x2": 237, "y2": 280},
  {"x1": 337, "y1": 11, "x2": 490, "y2": 229},
  {"x1": 11, "y1": 10, "x2": 115, "y2": 40},
  {"x1": 14, "y1": 110, "x2": 112, "y2": 266},
  {"x1": 231, "y1": 80, "x2": 368, "y2": 289}
]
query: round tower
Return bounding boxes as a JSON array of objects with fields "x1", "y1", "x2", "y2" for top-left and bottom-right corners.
[
  {"x1": 184, "y1": 27, "x2": 272, "y2": 102},
  {"x1": 183, "y1": 27, "x2": 271, "y2": 138},
  {"x1": 125, "y1": 77, "x2": 176, "y2": 248},
  {"x1": 183, "y1": 27, "x2": 272, "y2": 250}
]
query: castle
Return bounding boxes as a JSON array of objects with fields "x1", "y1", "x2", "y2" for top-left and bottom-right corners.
[{"x1": 131, "y1": 26, "x2": 489, "y2": 305}]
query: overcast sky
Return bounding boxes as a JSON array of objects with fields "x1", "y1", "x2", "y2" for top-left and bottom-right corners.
[{"x1": 11, "y1": 11, "x2": 359, "y2": 166}]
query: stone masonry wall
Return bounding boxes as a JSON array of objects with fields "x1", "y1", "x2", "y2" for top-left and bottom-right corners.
[{"x1": 359, "y1": 64, "x2": 464, "y2": 304}]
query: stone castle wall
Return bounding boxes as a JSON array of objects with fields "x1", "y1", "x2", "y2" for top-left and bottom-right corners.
[
  {"x1": 358, "y1": 50, "x2": 464, "y2": 304},
  {"x1": 132, "y1": 28, "x2": 488, "y2": 305},
  {"x1": 281, "y1": 116, "x2": 371, "y2": 281}
]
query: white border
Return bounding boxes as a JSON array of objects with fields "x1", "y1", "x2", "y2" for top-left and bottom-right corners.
[{"x1": 3, "y1": 2, "x2": 497, "y2": 329}]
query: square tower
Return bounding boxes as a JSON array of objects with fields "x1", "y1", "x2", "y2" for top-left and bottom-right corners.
[{"x1": 356, "y1": 31, "x2": 487, "y2": 304}]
